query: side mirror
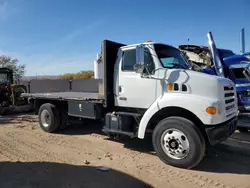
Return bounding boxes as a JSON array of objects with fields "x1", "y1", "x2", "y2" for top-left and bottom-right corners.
[{"x1": 134, "y1": 45, "x2": 145, "y2": 73}]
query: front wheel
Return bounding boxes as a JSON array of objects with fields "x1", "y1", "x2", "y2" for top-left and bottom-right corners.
[{"x1": 152, "y1": 117, "x2": 205, "y2": 169}]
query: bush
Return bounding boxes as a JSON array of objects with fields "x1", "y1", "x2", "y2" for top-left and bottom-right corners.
[{"x1": 60, "y1": 71, "x2": 94, "y2": 80}]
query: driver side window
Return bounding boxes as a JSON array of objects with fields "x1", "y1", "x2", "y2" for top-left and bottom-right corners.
[
  {"x1": 0, "y1": 74, "x2": 8, "y2": 83},
  {"x1": 122, "y1": 47, "x2": 155, "y2": 74},
  {"x1": 122, "y1": 49, "x2": 136, "y2": 71}
]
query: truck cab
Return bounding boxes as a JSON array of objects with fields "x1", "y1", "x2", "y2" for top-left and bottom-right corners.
[
  {"x1": 114, "y1": 42, "x2": 237, "y2": 125},
  {"x1": 22, "y1": 40, "x2": 238, "y2": 169}
]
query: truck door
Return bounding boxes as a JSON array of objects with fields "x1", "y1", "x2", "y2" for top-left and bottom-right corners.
[{"x1": 115, "y1": 47, "x2": 156, "y2": 109}]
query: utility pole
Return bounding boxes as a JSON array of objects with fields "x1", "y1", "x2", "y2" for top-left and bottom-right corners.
[{"x1": 240, "y1": 28, "x2": 245, "y2": 54}]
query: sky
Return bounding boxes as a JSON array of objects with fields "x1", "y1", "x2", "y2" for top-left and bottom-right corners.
[{"x1": 0, "y1": 0, "x2": 249, "y2": 76}]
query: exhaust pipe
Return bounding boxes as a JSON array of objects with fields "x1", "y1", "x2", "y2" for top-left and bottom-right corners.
[{"x1": 207, "y1": 32, "x2": 224, "y2": 77}]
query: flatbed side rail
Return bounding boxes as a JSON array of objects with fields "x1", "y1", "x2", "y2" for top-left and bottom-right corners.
[{"x1": 21, "y1": 92, "x2": 105, "y2": 104}]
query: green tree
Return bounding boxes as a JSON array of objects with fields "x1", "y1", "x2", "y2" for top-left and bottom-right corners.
[{"x1": 0, "y1": 55, "x2": 25, "y2": 82}]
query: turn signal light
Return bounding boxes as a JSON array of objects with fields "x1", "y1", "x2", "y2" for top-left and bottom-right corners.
[
  {"x1": 206, "y1": 106, "x2": 217, "y2": 115},
  {"x1": 168, "y1": 83, "x2": 173, "y2": 91}
]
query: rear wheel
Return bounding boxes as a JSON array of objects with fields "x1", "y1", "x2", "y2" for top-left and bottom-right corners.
[
  {"x1": 38, "y1": 103, "x2": 61, "y2": 133},
  {"x1": 152, "y1": 116, "x2": 205, "y2": 169}
]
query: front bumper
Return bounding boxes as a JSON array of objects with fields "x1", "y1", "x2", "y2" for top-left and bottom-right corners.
[{"x1": 204, "y1": 117, "x2": 237, "y2": 145}]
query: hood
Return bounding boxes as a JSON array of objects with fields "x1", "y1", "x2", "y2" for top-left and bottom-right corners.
[{"x1": 223, "y1": 55, "x2": 249, "y2": 67}]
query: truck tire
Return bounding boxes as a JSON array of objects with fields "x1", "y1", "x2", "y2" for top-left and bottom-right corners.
[
  {"x1": 38, "y1": 103, "x2": 61, "y2": 133},
  {"x1": 152, "y1": 116, "x2": 205, "y2": 169}
]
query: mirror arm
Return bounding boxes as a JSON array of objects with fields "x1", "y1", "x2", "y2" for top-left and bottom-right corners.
[
  {"x1": 145, "y1": 67, "x2": 151, "y2": 76},
  {"x1": 141, "y1": 73, "x2": 151, "y2": 78}
]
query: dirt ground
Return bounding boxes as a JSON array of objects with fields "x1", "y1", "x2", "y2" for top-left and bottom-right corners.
[{"x1": 0, "y1": 115, "x2": 250, "y2": 188}]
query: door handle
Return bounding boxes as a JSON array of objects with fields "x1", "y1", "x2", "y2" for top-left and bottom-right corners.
[
  {"x1": 119, "y1": 86, "x2": 122, "y2": 92},
  {"x1": 119, "y1": 97, "x2": 127, "y2": 101}
]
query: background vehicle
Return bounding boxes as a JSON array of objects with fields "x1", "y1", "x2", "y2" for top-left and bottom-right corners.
[
  {"x1": 0, "y1": 68, "x2": 29, "y2": 114},
  {"x1": 243, "y1": 52, "x2": 250, "y2": 60},
  {"x1": 179, "y1": 32, "x2": 250, "y2": 132},
  {"x1": 22, "y1": 40, "x2": 237, "y2": 169}
]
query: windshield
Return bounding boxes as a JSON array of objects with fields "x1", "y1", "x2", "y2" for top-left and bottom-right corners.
[
  {"x1": 230, "y1": 63, "x2": 250, "y2": 79},
  {"x1": 154, "y1": 44, "x2": 190, "y2": 69},
  {"x1": 231, "y1": 68, "x2": 246, "y2": 79},
  {"x1": 0, "y1": 73, "x2": 8, "y2": 83}
]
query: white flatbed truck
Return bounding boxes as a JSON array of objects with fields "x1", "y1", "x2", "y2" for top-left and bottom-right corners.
[{"x1": 22, "y1": 40, "x2": 238, "y2": 169}]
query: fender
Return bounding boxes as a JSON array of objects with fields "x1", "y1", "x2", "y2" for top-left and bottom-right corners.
[{"x1": 137, "y1": 93, "x2": 219, "y2": 139}]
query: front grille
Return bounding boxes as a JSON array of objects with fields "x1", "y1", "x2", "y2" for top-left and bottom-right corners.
[
  {"x1": 225, "y1": 99, "x2": 234, "y2": 104},
  {"x1": 224, "y1": 85, "x2": 235, "y2": 113},
  {"x1": 224, "y1": 86, "x2": 234, "y2": 91},
  {"x1": 225, "y1": 93, "x2": 234, "y2": 97},
  {"x1": 226, "y1": 104, "x2": 235, "y2": 111}
]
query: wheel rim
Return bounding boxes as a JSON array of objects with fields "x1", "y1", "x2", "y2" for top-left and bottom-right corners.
[
  {"x1": 160, "y1": 128, "x2": 190, "y2": 160},
  {"x1": 40, "y1": 109, "x2": 51, "y2": 128}
]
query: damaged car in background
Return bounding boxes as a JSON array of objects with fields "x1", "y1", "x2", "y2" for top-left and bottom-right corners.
[{"x1": 179, "y1": 32, "x2": 250, "y2": 132}]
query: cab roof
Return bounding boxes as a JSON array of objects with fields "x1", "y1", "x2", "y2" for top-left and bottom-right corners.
[
  {"x1": 0, "y1": 67, "x2": 12, "y2": 73},
  {"x1": 121, "y1": 42, "x2": 177, "y2": 50}
]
